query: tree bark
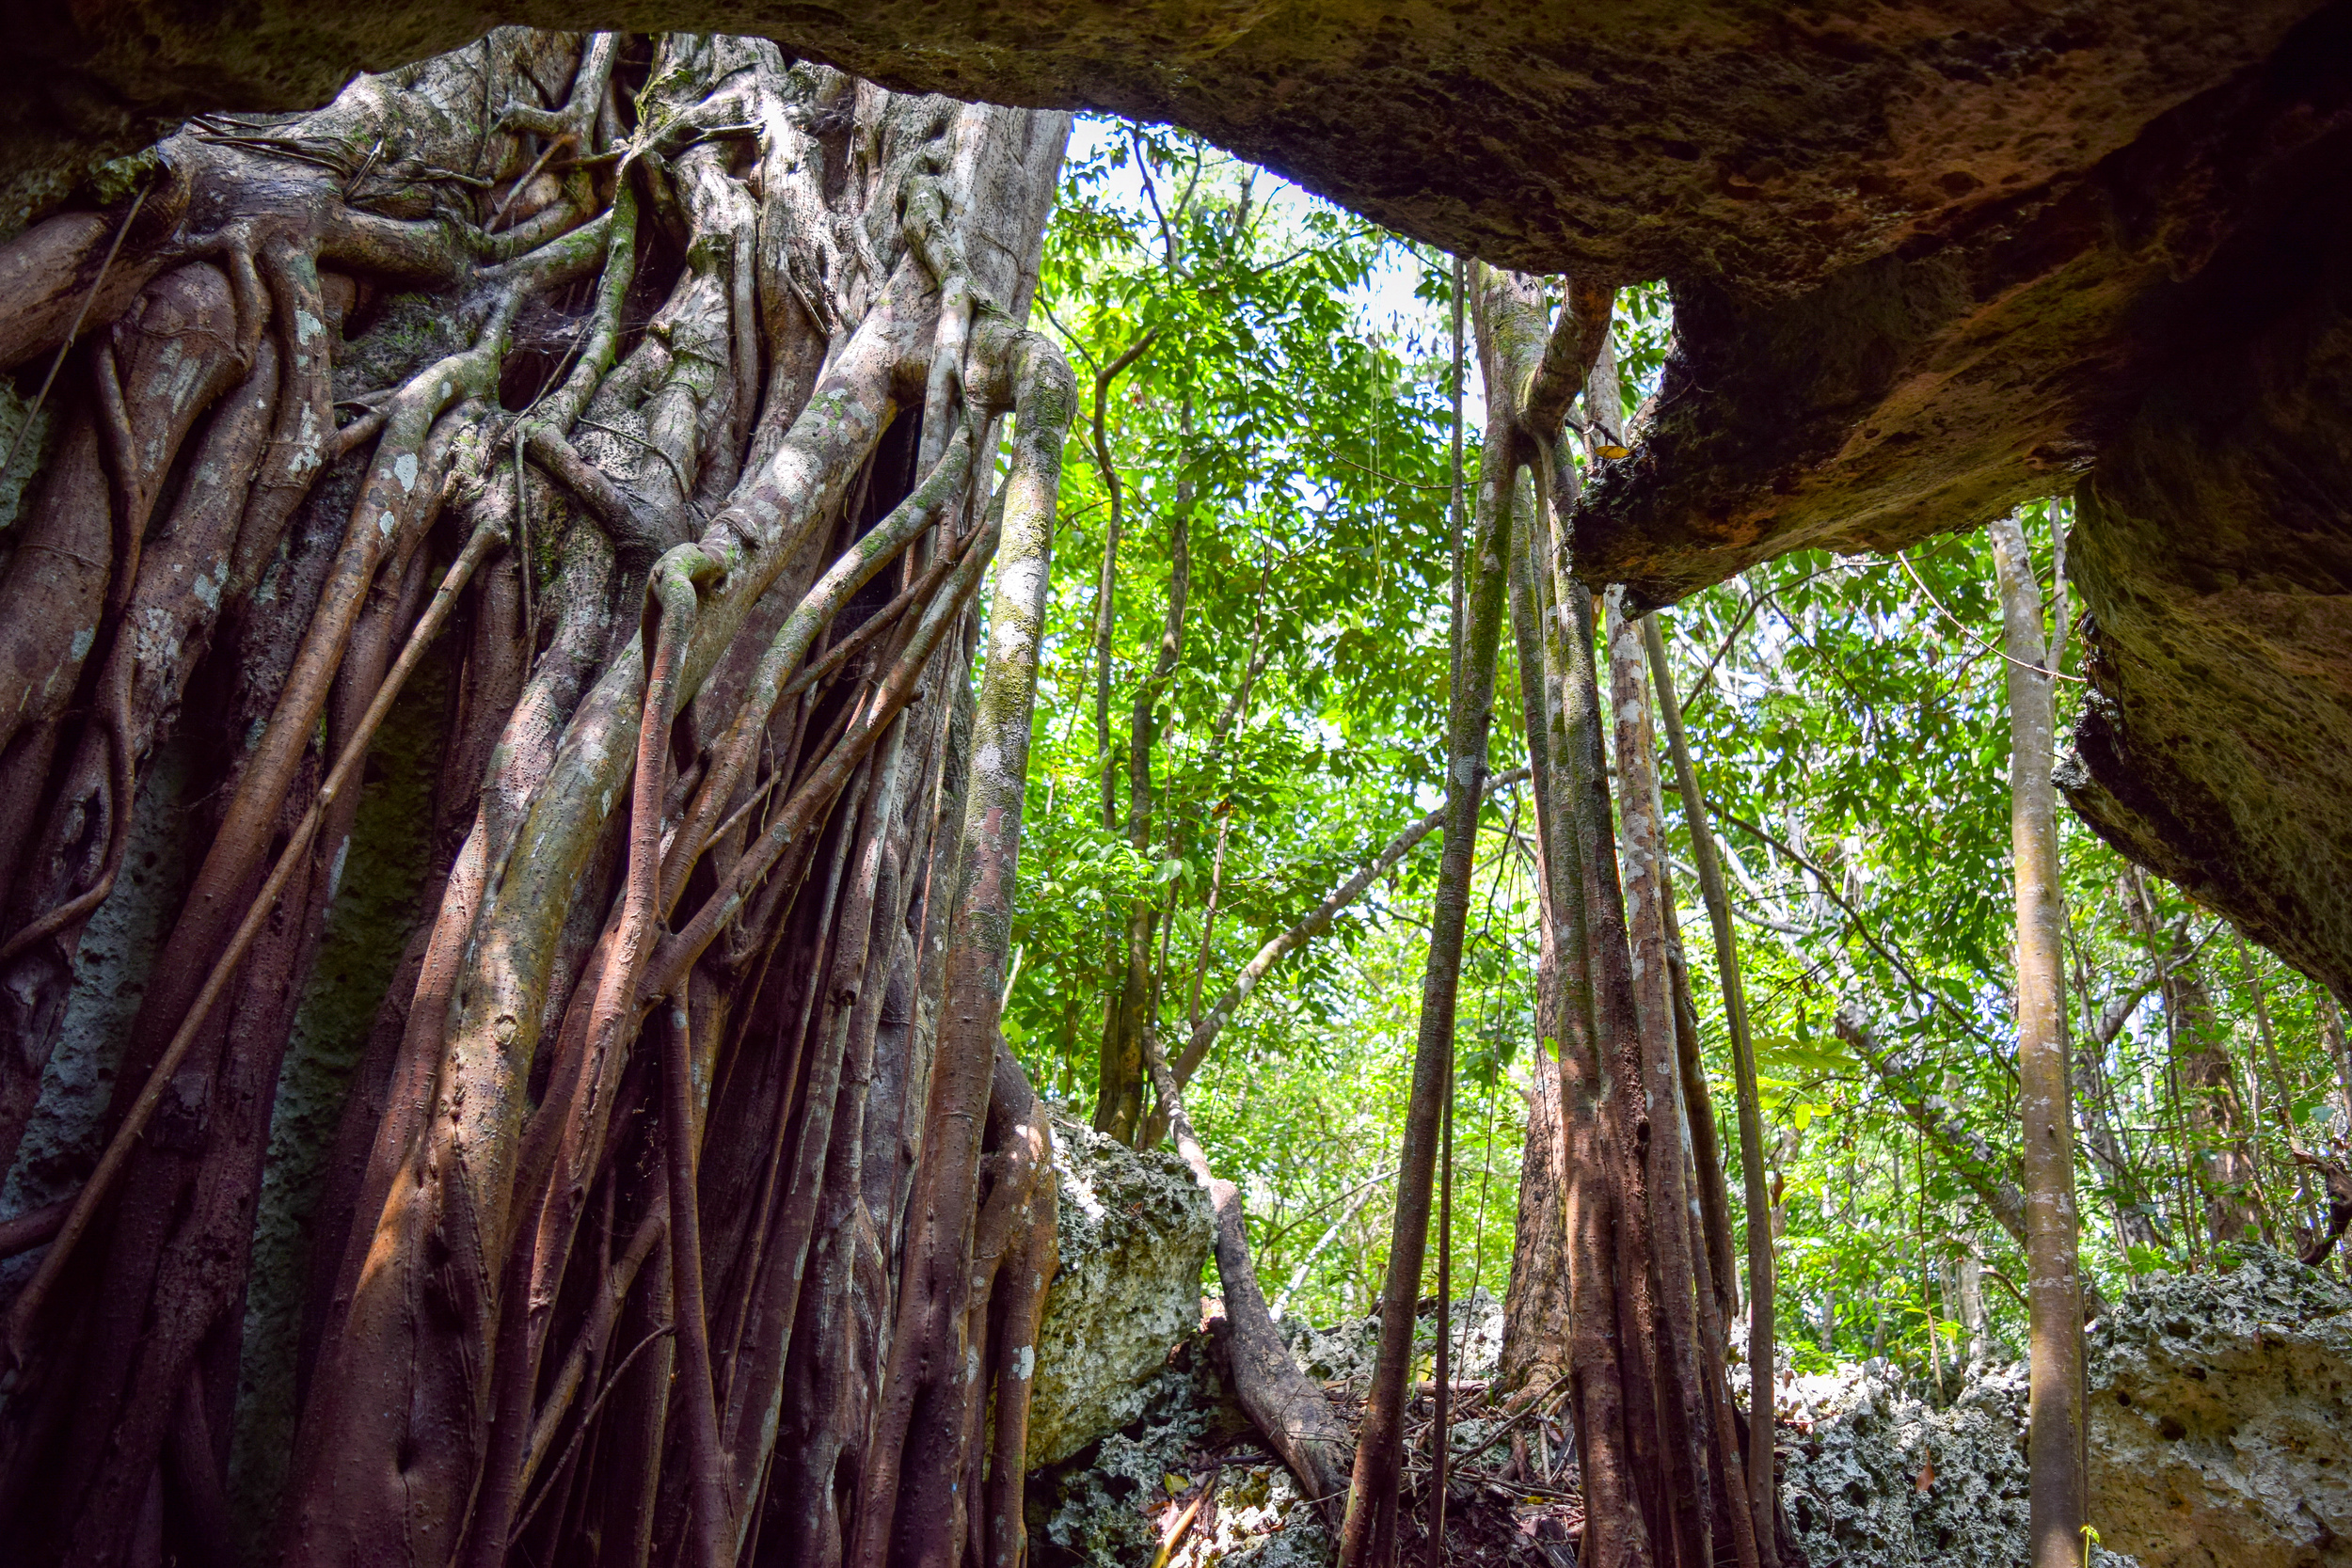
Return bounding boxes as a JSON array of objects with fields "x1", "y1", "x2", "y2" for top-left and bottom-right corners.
[
  {"x1": 1988, "y1": 512, "x2": 2085, "y2": 1568},
  {"x1": 1335, "y1": 260, "x2": 1529, "y2": 1568},
  {"x1": 0, "y1": 34, "x2": 1075, "y2": 1568},
  {"x1": 1498, "y1": 1015, "x2": 1572, "y2": 1392},
  {"x1": 2122, "y1": 876, "x2": 2262, "y2": 1246},
  {"x1": 1644, "y1": 614, "x2": 1778, "y2": 1568},
  {"x1": 1609, "y1": 593, "x2": 1757, "y2": 1568},
  {"x1": 1488, "y1": 263, "x2": 1655, "y2": 1568}
]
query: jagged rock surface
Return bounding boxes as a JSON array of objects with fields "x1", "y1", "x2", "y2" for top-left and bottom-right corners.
[
  {"x1": 1027, "y1": 1347, "x2": 1338, "y2": 1568},
  {"x1": 1781, "y1": 1249, "x2": 2352, "y2": 1568},
  {"x1": 1026, "y1": 1113, "x2": 1215, "y2": 1468},
  {"x1": 1027, "y1": 1291, "x2": 1506, "y2": 1568},
  {"x1": 4, "y1": 2, "x2": 2315, "y2": 284},
  {"x1": 2058, "y1": 207, "x2": 2352, "y2": 999},
  {"x1": 10, "y1": 4, "x2": 2352, "y2": 995},
  {"x1": 2089, "y1": 1249, "x2": 2352, "y2": 1568},
  {"x1": 1780, "y1": 1362, "x2": 2040, "y2": 1568}
]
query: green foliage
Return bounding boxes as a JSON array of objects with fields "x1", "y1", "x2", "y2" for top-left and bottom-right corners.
[
  {"x1": 1009, "y1": 119, "x2": 1532, "y2": 1323},
  {"x1": 1656, "y1": 498, "x2": 2350, "y2": 1380},
  {"x1": 1015, "y1": 122, "x2": 1459, "y2": 1081},
  {"x1": 1008, "y1": 119, "x2": 2352, "y2": 1357}
]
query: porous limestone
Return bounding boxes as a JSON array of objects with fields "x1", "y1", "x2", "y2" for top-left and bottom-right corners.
[
  {"x1": 1026, "y1": 1111, "x2": 1215, "y2": 1468},
  {"x1": 1781, "y1": 1248, "x2": 2351, "y2": 1568},
  {"x1": 2088, "y1": 1248, "x2": 2351, "y2": 1568},
  {"x1": 1780, "y1": 1360, "x2": 2038, "y2": 1568}
]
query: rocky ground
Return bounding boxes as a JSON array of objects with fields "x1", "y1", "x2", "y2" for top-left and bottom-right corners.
[
  {"x1": 1025, "y1": 1291, "x2": 1581, "y2": 1568},
  {"x1": 1028, "y1": 1120, "x2": 2351, "y2": 1567},
  {"x1": 1025, "y1": 1115, "x2": 1574, "y2": 1567},
  {"x1": 1772, "y1": 1248, "x2": 2348, "y2": 1568}
]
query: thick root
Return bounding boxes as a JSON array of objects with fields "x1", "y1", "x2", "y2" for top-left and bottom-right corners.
[{"x1": 0, "y1": 32, "x2": 1076, "y2": 1568}]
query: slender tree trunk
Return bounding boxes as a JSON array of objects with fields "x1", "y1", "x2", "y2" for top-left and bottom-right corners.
[
  {"x1": 1094, "y1": 412, "x2": 1188, "y2": 1145},
  {"x1": 2324, "y1": 991, "x2": 2352, "y2": 1132},
  {"x1": 1610, "y1": 593, "x2": 1758, "y2": 1568},
  {"x1": 1950, "y1": 1241, "x2": 1992, "y2": 1372},
  {"x1": 1085, "y1": 328, "x2": 1156, "y2": 834},
  {"x1": 1336, "y1": 274, "x2": 1518, "y2": 1568},
  {"x1": 1661, "y1": 873, "x2": 1740, "y2": 1330},
  {"x1": 1448, "y1": 254, "x2": 1469, "y2": 699},
  {"x1": 2172, "y1": 949, "x2": 2262, "y2": 1244},
  {"x1": 1644, "y1": 615, "x2": 1778, "y2": 1568},
  {"x1": 2122, "y1": 877, "x2": 2261, "y2": 1244},
  {"x1": 1431, "y1": 1055, "x2": 1456, "y2": 1559},
  {"x1": 1489, "y1": 261, "x2": 1656, "y2": 1568},
  {"x1": 1988, "y1": 512, "x2": 2085, "y2": 1568},
  {"x1": 1497, "y1": 448, "x2": 1575, "y2": 1398},
  {"x1": 0, "y1": 34, "x2": 1076, "y2": 1568},
  {"x1": 1498, "y1": 1011, "x2": 1572, "y2": 1390}
]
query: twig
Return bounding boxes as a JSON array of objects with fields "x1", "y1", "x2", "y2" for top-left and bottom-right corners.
[
  {"x1": 1149, "y1": 1479, "x2": 1214, "y2": 1568},
  {"x1": 1897, "y1": 546, "x2": 2083, "y2": 683},
  {"x1": 1442, "y1": 1370, "x2": 1573, "y2": 1470}
]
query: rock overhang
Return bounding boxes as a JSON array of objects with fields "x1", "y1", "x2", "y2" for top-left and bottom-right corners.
[{"x1": 9, "y1": 0, "x2": 2352, "y2": 989}]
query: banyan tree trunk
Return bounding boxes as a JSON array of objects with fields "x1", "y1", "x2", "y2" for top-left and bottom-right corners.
[
  {"x1": 1479, "y1": 262, "x2": 1774, "y2": 1568},
  {"x1": 0, "y1": 30, "x2": 1073, "y2": 1568}
]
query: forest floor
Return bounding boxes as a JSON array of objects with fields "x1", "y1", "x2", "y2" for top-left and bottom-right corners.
[
  {"x1": 1031, "y1": 1247, "x2": 2352, "y2": 1567},
  {"x1": 1028, "y1": 1291, "x2": 1584, "y2": 1568}
]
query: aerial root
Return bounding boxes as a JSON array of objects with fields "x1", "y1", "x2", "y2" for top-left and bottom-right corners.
[{"x1": 1, "y1": 522, "x2": 499, "y2": 1363}]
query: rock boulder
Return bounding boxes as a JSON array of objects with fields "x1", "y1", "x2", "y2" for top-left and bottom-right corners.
[
  {"x1": 2090, "y1": 1249, "x2": 2352, "y2": 1568},
  {"x1": 1780, "y1": 1248, "x2": 2352, "y2": 1567},
  {"x1": 1026, "y1": 1112, "x2": 1214, "y2": 1468}
]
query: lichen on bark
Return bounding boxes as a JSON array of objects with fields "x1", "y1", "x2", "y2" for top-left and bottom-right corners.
[{"x1": 0, "y1": 29, "x2": 1077, "y2": 1568}]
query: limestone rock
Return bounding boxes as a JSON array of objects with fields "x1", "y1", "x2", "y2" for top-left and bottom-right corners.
[
  {"x1": 1025, "y1": 1342, "x2": 1338, "y2": 1568},
  {"x1": 1026, "y1": 1112, "x2": 1214, "y2": 1468},
  {"x1": 1027, "y1": 1291, "x2": 1518, "y2": 1567},
  {"x1": 1780, "y1": 1248, "x2": 2352, "y2": 1568},
  {"x1": 1168, "y1": 1461, "x2": 1335, "y2": 1568},
  {"x1": 1278, "y1": 1288, "x2": 1504, "y2": 1389},
  {"x1": 1780, "y1": 1361, "x2": 2035, "y2": 1568},
  {"x1": 2089, "y1": 1248, "x2": 2352, "y2": 1568},
  {"x1": 1031, "y1": 1354, "x2": 1225, "y2": 1566}
]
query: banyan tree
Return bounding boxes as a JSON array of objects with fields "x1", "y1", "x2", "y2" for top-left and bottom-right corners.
[{"x1": 0, "y1": 30, "x2": 1074, "y2": 1567}]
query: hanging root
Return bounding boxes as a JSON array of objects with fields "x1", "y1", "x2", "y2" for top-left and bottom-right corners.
[
  {"x1": 0, "y1": 31, "x2": 1078, "y2": 1568},
  {"x1": 3, "y1": 522, "x2": 499, "y2": 1362}
]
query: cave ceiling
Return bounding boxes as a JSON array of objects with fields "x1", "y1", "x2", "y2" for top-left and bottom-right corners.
[{"x1": 10, "y1": 0, "x2": 2352, "y2": 991}]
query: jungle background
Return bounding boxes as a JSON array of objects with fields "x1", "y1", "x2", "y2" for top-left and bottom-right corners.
[{"x1": 1008, "y1": 119, "x2": 2352, "y2": 1377}]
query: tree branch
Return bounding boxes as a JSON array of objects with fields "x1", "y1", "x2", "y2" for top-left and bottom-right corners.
[{"x1": 1166, "y1": 768, "x2": 1529, "y2": 1093}]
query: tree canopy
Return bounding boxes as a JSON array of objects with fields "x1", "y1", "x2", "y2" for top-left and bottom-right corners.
[{"x1": 1010, "y1": 118, "x2": 2352, "y2": 1386}]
